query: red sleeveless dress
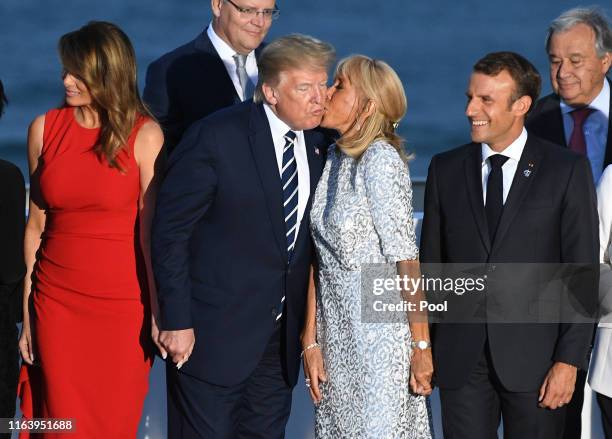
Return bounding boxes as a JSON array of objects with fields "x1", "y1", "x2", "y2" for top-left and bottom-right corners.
[{"x1": 18, "y1": 107, "x2": 153, "y2": 438}]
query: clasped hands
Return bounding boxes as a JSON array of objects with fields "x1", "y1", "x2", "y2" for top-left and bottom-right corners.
[{"x1": 152, "y1": 315, "x2": 195, "y2": 369}]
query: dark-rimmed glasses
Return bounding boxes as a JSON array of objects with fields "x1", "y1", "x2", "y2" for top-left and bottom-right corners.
[{"x1": 224, "y1": 0, "x2": 280, "y2": 20}]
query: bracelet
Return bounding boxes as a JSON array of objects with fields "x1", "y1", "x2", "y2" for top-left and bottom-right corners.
[{"x1": 300, "y1": 342, "x2": 320, "y2": 358}]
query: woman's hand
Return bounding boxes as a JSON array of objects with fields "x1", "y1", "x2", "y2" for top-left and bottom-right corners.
[
  {"x1": 410, "y1": 348, "x2": 433, "y2": 396},
  {"x1": 303, "y1": 344, "x2": 327, "y2": 404},
  {"x1": 19, "y1": 318, "x2": 35, "y2": 365},
  {"x1": 151, "y1": 312, "x2": 168, "y2": 359}
]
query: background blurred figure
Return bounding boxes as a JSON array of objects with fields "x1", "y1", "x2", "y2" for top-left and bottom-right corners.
[
  {"x1": 0, "y1": 80, "x2": 26, "y2": 439},
  {"x1": 592, "y1": 165, "x2": 612, "y2": 439},
  {"x1": 144, "y1": 0, "x2": 278, "y2": 154},
  {"x1": 17, "y1": 21, "x2": 164, "y2": 438},
  {"x1": 526, "y1": 8, "x2": 612, "y2": 437},
  {"x1": 304, "y1": 55, "x2": 433, "y2": 438}
]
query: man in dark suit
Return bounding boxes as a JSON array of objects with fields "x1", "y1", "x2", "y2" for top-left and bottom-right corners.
[
  {"x1": 0, "y1": 80, "x2": 26, "y2": 438},
  {"x1": 420, "y1": 52, "x2": 599, "y2": 438},
  {"x1": 144, "y1": 0, "x2": 278, "y2": 154},
  {"x1": 152, "y1": 34, "x2": 335, "y2": 439},
  {"x1": 526, "y1": 8, "x2": 612, "y2": 437}
]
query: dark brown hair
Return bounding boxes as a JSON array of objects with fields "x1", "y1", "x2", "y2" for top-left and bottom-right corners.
[
  {"x1": 59, "y1": 21, "x2": 152, "y2": 170},
  {"x1": 473, "y1": 51, "x2": 541, "y2": 112}
]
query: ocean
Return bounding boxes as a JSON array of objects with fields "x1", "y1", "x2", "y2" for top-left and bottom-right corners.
[{"x1": 0, "y1": 0, "x2": 602, "y2": 180}]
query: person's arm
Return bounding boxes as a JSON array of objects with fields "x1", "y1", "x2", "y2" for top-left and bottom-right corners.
[
  {"x1": 362, "y1": 145, "x2": 433, "y2": 395},
  {"x1": 398, "y1": 259, "x2": 433, "y2": 396},
  {"x1": 134, "y1": 120, "x2": 166, "y2": 358},
  {"x1": 301, "y1": 264, "x2": 326, "y2": 403},
  {"x1": 18, "y1": 115, "x2": 46, "y2": 365},
  {"x1": 152, "y1": 120, "x2": 217, "y2": 367},
  {"x1": 539, "y1": 155, "x2": 599, "y2": 410},
  {"x1": 0, "y1": 161, "x2": 26, "y2": 297}
]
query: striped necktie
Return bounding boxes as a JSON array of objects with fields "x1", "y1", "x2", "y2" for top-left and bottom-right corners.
[
  {"x1": 276, "y1": 130, "x2": 298, "y2": 322},
  {"x1": 282, "y1": 130, "x2": 299, "y2": 259}
]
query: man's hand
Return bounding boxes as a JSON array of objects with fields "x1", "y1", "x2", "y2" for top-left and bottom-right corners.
[
  {"x1": 538, "y1": 361, "x2": 577, "y2": 409},
  {"x1": 159, "y1": 328, "x2": 195, "y2": 369}
]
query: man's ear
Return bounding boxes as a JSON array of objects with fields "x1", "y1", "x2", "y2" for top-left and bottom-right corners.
[
  {"x1": 211, "y1": 0, "x2": 223, "y2": 18},
  {"x1": 512, "y1": 95, "x2": 532, "y2": 117},
  {"x1": 262, "y1": 83, "x2": 277, "y2": 105},
  {"x1": 601, "y1": 51, "x2": 612, "y2": 74}
]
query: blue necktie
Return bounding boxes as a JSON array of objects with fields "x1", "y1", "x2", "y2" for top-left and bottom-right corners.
[{"x1": 276, "y1": 130, "x2": 298, "y2": 322}]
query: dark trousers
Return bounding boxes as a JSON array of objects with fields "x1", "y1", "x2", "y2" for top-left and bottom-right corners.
[
  {"x1": 562, "y1": 369, "x2": 586, "y2": 439},
  {"x1": 440, "y1": 344, "x2": 566, "y2": 439},
  {"x1": 167, "y1": 324, "x2": 293, "y2": 439},
  {"x1": 0, "y1": 296, "x2": 19, "y2": 439},
  {"x1": 597, "y1": 392, "x2": 612, "y2": 439}
]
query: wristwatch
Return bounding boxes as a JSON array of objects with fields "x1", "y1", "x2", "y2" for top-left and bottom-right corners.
[{"x1": 410, "y1": 340, "x2": 431, "y2": 350}]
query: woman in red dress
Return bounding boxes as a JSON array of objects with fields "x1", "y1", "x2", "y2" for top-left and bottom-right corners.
[{"x1": 18, "y1": 21, "x2": 165, "y2": 438}]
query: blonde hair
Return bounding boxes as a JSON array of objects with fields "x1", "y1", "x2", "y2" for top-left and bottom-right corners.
[
  {"x1": 334, "y1": 55, "x2": 408, "y2": 160},
  {"x1": 59, "y1": 21, "x2": 152, "y2": 170},
  {"x1": 254, "y1": 34, "x2": 335, "y2": 103}
]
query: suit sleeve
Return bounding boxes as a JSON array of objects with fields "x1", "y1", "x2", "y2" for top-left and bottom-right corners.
[
  {"x1": 419, "y1": 155, "x2": 442, "y2": 264},
  {"x1": 554, "y1": 155, "x2": 598, "y2": 369},
  {"x1": 143, "y1": 60, "x2": 182, "y2": 154},
  {"x1": 152, "y1": 121, "x2": 218, "y2": 330},
  {"x1": 0, "y1": 163, "x2": 26, "y2": 321}
]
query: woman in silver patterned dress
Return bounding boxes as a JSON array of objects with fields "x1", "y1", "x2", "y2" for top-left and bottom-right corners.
[{"x1": 301, "y1": 55, "x2": 434, "y2": 438}]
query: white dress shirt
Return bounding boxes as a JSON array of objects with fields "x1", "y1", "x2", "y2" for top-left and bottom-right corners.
[
  {"x1": 263, "y1": 104, "x2": 310, "y2": 246},
  {"x1": 207, "y1": 23, "x2": 258, "y2": 101},
  {"x1": 481, "y1": 128, "x2": 528, "y2": 205},
  {"x1": 560, "y1": 79, "x2": 610, "y2": 183}
]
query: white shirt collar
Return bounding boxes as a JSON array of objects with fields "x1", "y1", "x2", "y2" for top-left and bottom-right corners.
[
  {"x1": 481, "y1": 127, "x2": 527, "y2": 165},
  {"x1": 263, "y1": 103, "x2": 303, "y2": 139},
  {"x1": 560, "y1": 78, "x2": 610, "y2": 119},
  {"x1": 207, "y1": 22, "x2": 255, "y2": 63}
]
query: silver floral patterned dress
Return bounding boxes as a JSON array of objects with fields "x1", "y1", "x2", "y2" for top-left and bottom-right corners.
[{"x1": 310, "y1": 140, "x2": 433, "y2": 439}]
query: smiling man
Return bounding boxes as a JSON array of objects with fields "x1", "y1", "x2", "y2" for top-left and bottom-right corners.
[
  {"x1": 152, "y1": 34, "x2": 334, "y2": 439},
  {"x1": 526, "y1": 8, "x2": 612, "y2": 437},
  {"x1": 420, "y1": 52, "x2": 598, "y2": 439},
  {"x1": 144, "y1": 0, "x2": 278, "y2": 154}
]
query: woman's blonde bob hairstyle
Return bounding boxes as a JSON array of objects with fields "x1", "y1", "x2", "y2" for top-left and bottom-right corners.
[
  {"x1": 59, "y1": 21, "x2": 152, "y2": 170},
  {"x1": 334, "y1": 55, "x2": 408, "y2": 160}
]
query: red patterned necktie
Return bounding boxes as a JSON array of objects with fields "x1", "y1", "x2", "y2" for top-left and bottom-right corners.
[{"x1": 568, "y1": 107, "x2": 594, "y2": 155}]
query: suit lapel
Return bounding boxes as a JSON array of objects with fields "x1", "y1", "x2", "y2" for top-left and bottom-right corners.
[
  {"x1": 195, "y1": 28, "x2": 241, "y2": 104},
  {"x1": 248, "y1": 104, "x2": 287, "y2": 264},
  {"x1": 464, "y1": 144, "x2": 491, "y2": 254},
  {"x1": 491, "y1": 136, "x2": 541, "y2": 254}
]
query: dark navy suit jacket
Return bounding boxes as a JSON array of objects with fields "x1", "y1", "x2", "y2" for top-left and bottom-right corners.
[
  {"x1": 143, "y1": 28, "x2": 264, "y2": 154},
  {"x1": 420, "y1": 134, "x2": 598, "y2": 391},
  {"x1": 527, "y1": 77, "x2": 612, "y2": 172},
  {"x1": 152, "y1": 101, "x2": 328, "y2": 387}
]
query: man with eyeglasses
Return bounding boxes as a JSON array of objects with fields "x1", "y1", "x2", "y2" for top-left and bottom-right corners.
[{"x1": 144, "y1": 0, "x2": 278, "y2": 155}]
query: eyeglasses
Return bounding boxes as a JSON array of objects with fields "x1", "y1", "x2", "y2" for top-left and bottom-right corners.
[{"x1": 224, "y1": 0, "x2": 280, "y2": 20}]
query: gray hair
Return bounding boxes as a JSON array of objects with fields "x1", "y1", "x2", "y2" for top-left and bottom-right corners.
[
  {"x1": 253, "y1": 34, "x2": 335, "y2": 103},
  {"x1": 545, "y1": 7, "x2": 612, "y2": 57}
]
